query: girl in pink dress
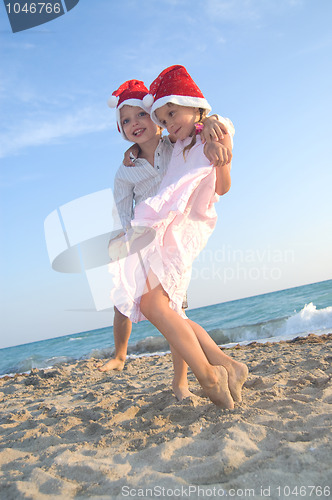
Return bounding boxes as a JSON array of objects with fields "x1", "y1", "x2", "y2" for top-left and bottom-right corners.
[{"x1": 111, "y1": 66, "x2": 248, "y2": 409}]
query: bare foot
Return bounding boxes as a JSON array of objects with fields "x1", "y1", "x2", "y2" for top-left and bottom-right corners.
[
  {"x1": 227, "y1": 361, "x2": 248, "y2": 403},
  {"x1": 202, "y1": 366, "x2": 234, "y2": 410},
  {"x1": 172, "y1": 382, "x2": 196, "y2": 402},
  {"x1": 97, "y1": 358, "x2": 125, "y2": 372}
]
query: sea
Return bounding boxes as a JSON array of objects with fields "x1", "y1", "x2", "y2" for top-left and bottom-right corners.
[{"x1": 1, "y1": 279, "x2": 331, "y2": 378}]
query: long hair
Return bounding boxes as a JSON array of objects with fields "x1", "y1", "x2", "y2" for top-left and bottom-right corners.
[{"x1": 183, "y1": 108, "x2": 207, "y2": 159}]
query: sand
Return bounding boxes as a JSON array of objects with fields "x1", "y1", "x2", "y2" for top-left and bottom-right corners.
[{"x1": 0, "y1": 334, "x2": 331, "y2": 500}]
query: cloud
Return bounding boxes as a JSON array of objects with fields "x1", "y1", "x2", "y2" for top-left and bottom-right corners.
[
  {"x1": 0, "y1": 107, "x2": 113, "y2": 159},
  {"x1": 206, "y1": 0, "x2": 260, "y2": 22},
  {"x1": 205, "y1": 0, "x2": 303, "y2": 22},
  {"x1": 1, "y1": 41, "x2": 36, "y2": 50}
]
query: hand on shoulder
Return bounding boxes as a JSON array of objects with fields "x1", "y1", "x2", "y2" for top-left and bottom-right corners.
[
  {"x1": 201, "y1": 115, "x2": 228, "y2": 144},
  {"x1": 123, "y1": 144, "x2": 140, "y2": 166}
]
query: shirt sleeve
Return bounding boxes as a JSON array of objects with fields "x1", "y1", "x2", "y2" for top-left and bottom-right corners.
[{"x1": 113, "y1": 167, "x2": 135, "y2": 230}]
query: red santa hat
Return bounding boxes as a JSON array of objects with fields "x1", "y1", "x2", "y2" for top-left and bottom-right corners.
[
  {"x1": 108, "y1": 80, "x2": 151, "y2": 140},
  {"x1": 143, "y1": 65, "x2": 211, "y2": 127}
]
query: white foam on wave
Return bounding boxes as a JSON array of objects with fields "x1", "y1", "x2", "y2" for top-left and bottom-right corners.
[{"x1": 279, "y1": 303, "x2": 332, "y2": 337}]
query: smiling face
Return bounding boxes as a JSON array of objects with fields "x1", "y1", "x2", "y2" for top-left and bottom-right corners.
[
  {"x1": 155, "y1": 103, "x2": 199, "y2": 141},
  {"x1": 120, "y1": 105, "x2": 158, "y2": 143}
]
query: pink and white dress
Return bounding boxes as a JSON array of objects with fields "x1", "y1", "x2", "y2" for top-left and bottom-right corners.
[{"x1": 110, "y1": 136, "x2": 219, "y2": 322}]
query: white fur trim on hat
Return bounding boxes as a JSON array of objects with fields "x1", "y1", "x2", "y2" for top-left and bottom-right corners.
[
  {"x1": 150, "y1": 95, "x2": 211, "y2": 127},
  {"x1": 117, "y1": 98, "x2": 148, "y2": 112}
]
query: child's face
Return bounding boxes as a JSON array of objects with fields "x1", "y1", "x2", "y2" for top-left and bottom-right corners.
[
  {"x1": 155, "y1": 103, "x2": 199, "y2": 141},
  {"x1": 120, "y1": 105, "x2": 158, "y2": 143}
]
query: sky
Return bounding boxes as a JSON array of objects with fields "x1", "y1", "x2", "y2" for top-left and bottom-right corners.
[{"x1": 0, "y1": 0, "x2": 331, "y2": 349}]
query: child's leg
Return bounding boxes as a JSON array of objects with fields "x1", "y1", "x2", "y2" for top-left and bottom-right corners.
[
  {"x1": 140, "y1": 276, "x2": 234, "y2": 409},
  {"x1": 186, "y1": 319, "x2": 248, "y2": 402},
  {"x1": 98, "y1": 307, "x2": 132, "y2": 372},
  {"x1": 169, "y1": 345, "x2": 195, "y2": 401}
]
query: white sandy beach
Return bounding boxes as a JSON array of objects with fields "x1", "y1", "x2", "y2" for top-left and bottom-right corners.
[{"x1": 0, "y1": 334, "x2": 331, "y2": 500}]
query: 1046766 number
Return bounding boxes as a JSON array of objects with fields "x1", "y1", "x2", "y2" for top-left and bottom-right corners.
[
  {"x1": 6, "y1": 3, "x2": 62, "y2": 14},
  {"x1": 276, "y1": 485, "x2": 330, "y2": 497}
]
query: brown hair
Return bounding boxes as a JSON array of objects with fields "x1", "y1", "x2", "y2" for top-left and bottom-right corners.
[{"x1": 183, "y1": 108, "x2": 207, "y2": 159}]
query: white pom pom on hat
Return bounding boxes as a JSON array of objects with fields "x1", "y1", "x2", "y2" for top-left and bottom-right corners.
[
  {"x1": 142, "y1": 94, "x2": 154, "y2": 108},
  {"x1": 108, "y1": 95, "x2": 119, "y2": 108}
]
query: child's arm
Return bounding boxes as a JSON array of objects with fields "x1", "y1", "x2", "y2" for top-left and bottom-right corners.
[
  {"x1": 201, "y1": 115, "x2": 235, "y2": 145},
  {"x1": 203, "y1": 117, "x2": 233, "y2": 167},
  {"x1": 215, "y1": 160, "x2": 231, "y2": 196},
  {"x1": 201, "y1": 115, "x2": 227, "y2": 143},
  {"x1": 204, "y1": 133, "x2": 232, "y2": 195},
  {"x1": 201, "y1": 115, "x2": 233, "y2": 194},
  {"x1": 204, "y1": 140, "x2": 232, "y2": 167},
  {"x1": 123, "y1": 144, "x2": 141, "y2": 166}
]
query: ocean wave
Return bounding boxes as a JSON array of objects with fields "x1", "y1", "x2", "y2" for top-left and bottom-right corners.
[
  {"x1": 1, "y1": 302, "x2": 331, "y2": 377},
  {"x1": 121, "y1": 303, "x2": 332, "y2": 354},
  {"x1": 88, "y1": 336, "x2": 170, "y2": 362},
  {"x1": 1, "y1": 355, "x2": 76, "y2": 378},
  {"x1": 279, "y1": 302, "x2": 332, "y2": 336}
]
